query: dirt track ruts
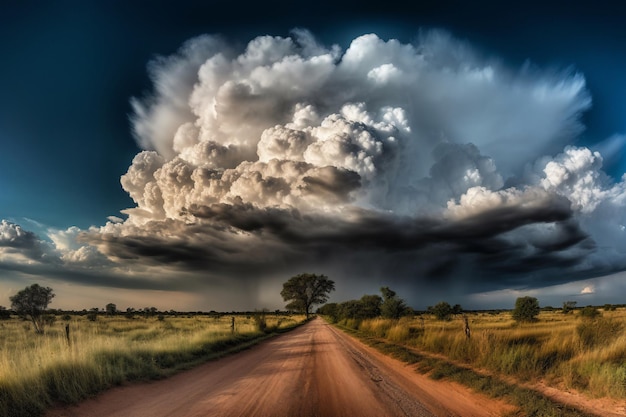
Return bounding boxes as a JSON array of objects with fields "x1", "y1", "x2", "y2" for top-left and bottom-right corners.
[{"x1": 47, "y1": 317, "x2": 510, "y2": 417}]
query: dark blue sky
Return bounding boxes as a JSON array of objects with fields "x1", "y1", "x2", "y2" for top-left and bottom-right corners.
[{"x1": 1, "y1": 0, "x2": 624, "y2": 230}]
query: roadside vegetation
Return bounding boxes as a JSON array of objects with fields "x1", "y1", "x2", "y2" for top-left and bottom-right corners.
[
  {"x1": 0, "y1": 310, "x2": 306, "y2": 417},
  {"x1": 322, "y1": 291, "x2": 626, "y2": 414}
]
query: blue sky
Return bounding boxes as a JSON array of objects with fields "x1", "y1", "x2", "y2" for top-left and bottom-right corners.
[{"x1": 1, "y1": 1, "x2": 626, "y2": 311}]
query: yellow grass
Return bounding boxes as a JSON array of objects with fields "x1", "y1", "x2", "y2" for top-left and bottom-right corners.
[
  {"x1": 344, "y1": 309, "x2": 626, "y2": 399},
  {"x1": 0, "y1": 313, "x2": 306, "y2": 416}
]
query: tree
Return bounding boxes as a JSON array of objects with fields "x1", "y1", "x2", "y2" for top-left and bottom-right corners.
[
  {"x1": 430, "y1": 301, "x2": 453, "y2": 321},
  {"x1": 452, "y1": 304, "x2": 463, "y2": 315},
  {"x1": 281, "y1": 273, "x2": 335, "y2": 319},
  {"x1": 317, "y1": 303, "x2": 340, "y2": 322},
  {"x1": 9, "y1": 284, "x2": 55, "y2": 333},
  {"x1": 380, "y1": 287, "x2": 408, "y2": 319},
  {"x1": 338, "y1": 300, "x2": 362, "y2": 320},
  {"x1": 105, "y1": 303, "x2": 117, "y2": 315},
  {"x1": 358, "y1": 294, "x2": 382, "y2": 319},
  {"x1": 87, "y1": 307, "x2": 98, "y2": 322},
  {"x1": 512, "y1": 296, "x2": 540, "y2": 322},
  {"x1": 562, "y1": 300, "x2": 577, "y2": 314}
]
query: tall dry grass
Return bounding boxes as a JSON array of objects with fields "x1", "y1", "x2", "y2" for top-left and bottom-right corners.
[
  {"x1": 341, "y1": 309, "x2": 626, "y2": 399},
  {"x1": 0, "y1": 314, "x2": 305, "y2": 417}
]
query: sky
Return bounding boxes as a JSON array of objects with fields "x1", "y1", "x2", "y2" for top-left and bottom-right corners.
[{"x1": 1, "y1": 0, "x2": 626, "y2": 312}]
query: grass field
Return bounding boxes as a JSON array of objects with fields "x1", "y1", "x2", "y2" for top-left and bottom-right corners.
[
  {"x1": 338, "y1": 308, "x2": 626, "y2": 400},
  {"x1": 0, "y1": 313, "x2": 306, "y2": 417}
]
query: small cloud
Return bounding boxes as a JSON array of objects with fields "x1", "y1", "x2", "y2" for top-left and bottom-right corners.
[
  {"x1": 580, "y1": 285, "x2": 595, "y2": 294},
  {"x1": 107, "y1": 216, "x2": 124, "y2": 224}
]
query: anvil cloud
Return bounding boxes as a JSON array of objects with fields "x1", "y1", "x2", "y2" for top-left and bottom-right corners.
[{"x1": 3, "y1": 29, "x2": 626, "y2": 310}]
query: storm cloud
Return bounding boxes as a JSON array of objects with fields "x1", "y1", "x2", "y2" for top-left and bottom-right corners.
[{"x1": 3, "y1": 29, "x2": 626, "y2": 309}]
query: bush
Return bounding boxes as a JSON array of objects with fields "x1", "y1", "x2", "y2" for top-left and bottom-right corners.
[
  {"x1": 512, "y1": 297, "x2": 540, "y2": 323},
  {"x1": 252, "y1": 310, "x2": 268, "y2": 332},
  {"x1": 562, "y1": 301, "x2": 577, "y2": 314},
  {"x1": 577, "y1": 317, "x2": 622, "y2": 348},
  {"x1": 430, "y1": 302, "x2": 453, "y2": 321},
  {"x1": 579, "y1": 306, "x2": 601, "y2": 319}
]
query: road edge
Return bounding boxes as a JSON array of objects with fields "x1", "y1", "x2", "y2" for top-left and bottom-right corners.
[{"x1": 328, "y1": 319, "x2": 597, "y2": 417}]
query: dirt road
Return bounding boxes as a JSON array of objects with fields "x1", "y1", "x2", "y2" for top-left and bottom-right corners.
[{"x1": 47, "y1": 318, "x2": 511, "y2": 417}]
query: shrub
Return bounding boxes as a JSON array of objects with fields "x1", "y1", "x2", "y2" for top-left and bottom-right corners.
[
  {"x1": 579, "y1": 306, "x2": 601, "y2": 319},
  {"x1": 562, "y1": 301, "x2": 577, "y2": 314},
  {"x1": 252, "y1": 310, "x2": 268, "y2": 332},
  {"x1": 577, "y1": 317, "x2": 622, "y2": 348},
  {"x1": 512, "y1": 297, "x2": 540, "y2": 323},
  {"x1": 430, "y1": 302, "x2": 453, "y2": 321}
]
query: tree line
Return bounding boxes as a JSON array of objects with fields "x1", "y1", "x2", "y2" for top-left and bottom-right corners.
[
  {"x1": 4, "y1": 280, "x2": 619, "y2": 336},
  {"x1": 317, "y1": 287, "x2": 410, "y2": 322}
]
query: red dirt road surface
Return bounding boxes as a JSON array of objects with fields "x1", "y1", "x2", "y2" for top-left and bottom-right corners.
[{"x1": 47, "y1": 318, "x2": 512, "y2": 417}]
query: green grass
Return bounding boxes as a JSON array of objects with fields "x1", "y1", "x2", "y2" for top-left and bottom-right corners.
[{"x1": 0, "y1": 314, "x2": 306, "y2": 417}]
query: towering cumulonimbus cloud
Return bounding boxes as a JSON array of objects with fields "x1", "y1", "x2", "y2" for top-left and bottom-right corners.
[
  {"x1": 77, "y1": 29, "x2": 626, "y2": 302},
  {"x1": 120, "y1": 29, "x2": 590, "y2": 220}
]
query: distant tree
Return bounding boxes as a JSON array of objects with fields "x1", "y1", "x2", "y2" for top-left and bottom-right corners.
[
  {"x1": 0, "y1": 306, "x2": 10, "y2": 320},
  {"x1": 140, "y1": 307, "x2": 158, "y2": 317},
  {"x1": 105, "y1": 303, "x2": 117, "y2": 315},
  {"x1": 604, "y1": 304, "x2": 616, "y2": 311},
  {"x1": 9, "y1": 284, "x2": 55, "y2": 333},
  {"x1": 125, "y1": 307, "x2": 135, "y2": 319},
  {"x1": 512, "y1": 296, "x2": 540, "y2": 322},
  {"x1": 281, "y1": 273, "x2": 335, "y2": 319},
  {"x1": 380, "y1": 287, "x2": 408, "y2": 319},
  {"x1": 562, "y1": 301, "x2": 577, "y2": 314},
  {"x1": 430, "y1": 301, "x2": 453, "y2": 321},
  {"x1": 87, "y1": 307, "x2": 99, "y2": 321}
]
